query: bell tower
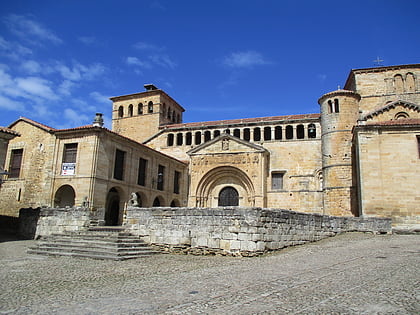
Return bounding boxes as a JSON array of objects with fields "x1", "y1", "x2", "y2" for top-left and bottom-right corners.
[
  {"x1": 318, "y1": 89, "x2": 361, "y2": 216},
  {"x1": 110, "y1": 84, "x2": 185, "y2": 143}
]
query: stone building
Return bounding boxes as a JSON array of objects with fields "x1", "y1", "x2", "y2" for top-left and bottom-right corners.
[{"x1": 0, "y1": 64, "x2": 419, "y2": 227}]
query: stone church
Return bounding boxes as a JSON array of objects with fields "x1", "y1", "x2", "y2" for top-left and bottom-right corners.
[{"x1": 0, "y1": 64, "x2": 419, "y2": 227}]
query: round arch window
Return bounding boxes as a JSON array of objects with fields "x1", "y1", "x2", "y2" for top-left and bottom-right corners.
[{"x1": 218, "y1": 186, "x2": 239, "y2": 206}]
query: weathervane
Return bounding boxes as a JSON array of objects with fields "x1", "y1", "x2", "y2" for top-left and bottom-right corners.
[{"x1": 373, "y1": 57, "x2": 384, "y2": 66}]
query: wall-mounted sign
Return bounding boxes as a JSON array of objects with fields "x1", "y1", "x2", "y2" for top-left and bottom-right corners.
[{"x1": 62, "y1": 163, "x2": 75, "y2": 175}]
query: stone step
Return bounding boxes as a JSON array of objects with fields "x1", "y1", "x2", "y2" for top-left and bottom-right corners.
[{"x1": 28, "y1": 230, "x2": 161, "y2": 260}]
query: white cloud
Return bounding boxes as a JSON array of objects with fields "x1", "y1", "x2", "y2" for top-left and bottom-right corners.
[
  {"x1": 16, "y1": 76, "x2": 57, "y2": 100},
  {"x1": 63, "y1": 108, "x2": 89, "y2": 126},
  {"x1": 133, "y1": 42, "x2": 162, "y2": 51},
  {"x1": 126, "y1": 56, "x2": 152, "y2": 69},
  {"x1": 21, "y1": 60, "x2": 42, "y2": 74},
  {"x1": 3, "y1": 14, "x2": 62, "y2": 45},
  {"x1": 223, "y1": 51, "x2": 270, "y2": 68},
  {"x1": 58, "y1": 80, "x2": 75, "y2": 96},
  {"x1": 78, "y1": 36, "x2": 96, "y2": 45},
  {"x1": 90, "y1": 91, "x2": 110, "y2": 104},
  {"x1": 55, "y1": 62, "x2": 106, "y2": 82},
  {"x1": 0, "y1": 94, "x2": 25, "y2": 111},
  {"x1": 149, "y1": 54, "x2": 176, "y2": 69},
  {"x1": 0, "y1": 36, "x2": 32, "y2": 60}
]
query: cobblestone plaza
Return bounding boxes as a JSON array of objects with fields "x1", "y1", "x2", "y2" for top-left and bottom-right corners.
[{"x1": 1, "y1": 233, "x2": 418, "y2": 314}]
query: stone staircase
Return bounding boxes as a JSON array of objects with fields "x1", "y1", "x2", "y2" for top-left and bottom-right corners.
[{"x1": 27, "y1": 227, "x2": 161, "y2": 260}]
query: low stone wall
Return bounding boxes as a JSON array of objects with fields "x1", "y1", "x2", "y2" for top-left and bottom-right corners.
[
  {"x1": 35, "y1": 207, "x2": 91, "y2": 238},
  {"x1": 124, "y1": 207, "x2": 392, "y2": 256}
]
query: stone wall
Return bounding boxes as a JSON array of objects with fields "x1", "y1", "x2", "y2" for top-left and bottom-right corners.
[
  {"x1": 124, "y1": 207, "x2": 391, "y2": 256},
  {"x1": 35, "y1": 207, "x2": 91, "y2": 238}
]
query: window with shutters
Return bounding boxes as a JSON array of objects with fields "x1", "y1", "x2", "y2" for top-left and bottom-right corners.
[
  {"x1": 271, "y1": 172, "x2": 284, "y2": 190},
  {"x1": 62, "y1": 143, "x2": 78, "y2": 175},
  {"x1": 9, "y1": 149, "x2": 23, "y2": 178},
  {"x1": 114, "y1": 149, "x2": 125, "y2": 180}
]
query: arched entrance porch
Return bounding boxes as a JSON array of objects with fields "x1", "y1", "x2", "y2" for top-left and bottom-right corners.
[{"x1": 105, "y1": 187, "x2": 122, "y2": 226}]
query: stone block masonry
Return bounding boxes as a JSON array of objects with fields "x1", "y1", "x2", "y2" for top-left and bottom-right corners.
[{"x1": 124, "y1": 207, "x2": 391, "y2": 256}]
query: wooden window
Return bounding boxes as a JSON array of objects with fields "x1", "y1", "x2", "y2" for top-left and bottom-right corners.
[
  {"x1": 9, "y1": 149, "x2": 23, "y2": 178},
  {"x1": 157, "y1": 165, "x2": 165, "y2": 191},
  {"x1": 218, "y1": 186, "x2": 239, "y2": 206},
  {"x1": 113, "y1": 149, "x2": 125, "y2": 180},
  {"x1": 271, "y1": 172, "x2": 284, "y2": 190},
  {"x1": 173, "y1": 171, "x2": 180, "y2": 194},
  {"x1": 137, "y1": 158, "x2": 147, "y2": 186},
  {"x1": 63, "y1": 143, "x2": 78, "y2": 163}
]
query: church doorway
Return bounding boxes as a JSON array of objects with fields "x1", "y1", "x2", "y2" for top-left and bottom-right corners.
[
  {"x1": 218, "y1": 186, "x2": 239, "y2": 206},
  {"x1": 105, "y1": 188, "x2": 121, "y2": 226}
]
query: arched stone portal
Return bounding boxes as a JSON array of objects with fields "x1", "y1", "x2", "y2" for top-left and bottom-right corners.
[
  {"x1": 54, "y1": 185, "x2": 76, "y2": 207},
  {"x1": 105, "y1": 187, "x2": 121, "y2": 226},
  {"x1": 195, "y1": 166, "x2": 255, "y2": 207}
]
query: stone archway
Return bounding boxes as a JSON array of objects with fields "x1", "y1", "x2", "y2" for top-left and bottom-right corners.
[
  {"x1": 105, "y1": 187, "x2": 121, "y2": 226},
  {"x1": 195, "y1": 166, "x2": 255, "y2": 207},
  {"x1": 54, "y1": 185, "x2": 76, "y2": 207}
]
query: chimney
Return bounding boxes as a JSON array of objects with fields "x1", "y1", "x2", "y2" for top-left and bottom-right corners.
[
  {"x1": 144, "y1": 84, "x2": 158, "y2": 91},
  {"x1": 92, "y1": 113, "x2": 104, "y2": 127}
]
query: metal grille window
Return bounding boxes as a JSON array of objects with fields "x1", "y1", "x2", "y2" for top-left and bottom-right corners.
[
  {"x1": 114, "y1": 149, "x2": 125, "y2": 180},
  {"x1": 271, "y1": 172, "x2": 284, "y2": 190},
  {"x1": 218, "y1": 186, "x2": 239, "y2": 206},
  {"x1": 9, "y1": 149, "x2": 23, "y2": 178},
  {"x1": 137, "y1": 158, "x2": 147, "y2": 186}
]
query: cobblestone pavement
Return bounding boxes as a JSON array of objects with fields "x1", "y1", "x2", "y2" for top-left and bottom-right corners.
[{"x1": 0, "y1": 233, "x2": 419, "y2": 314}]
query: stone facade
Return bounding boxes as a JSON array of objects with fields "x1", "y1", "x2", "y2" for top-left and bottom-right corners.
[{"x1": 0, "y1": 64, "x2": 419, "y2": 228}]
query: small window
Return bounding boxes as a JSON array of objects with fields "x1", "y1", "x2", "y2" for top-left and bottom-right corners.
[
  {"x1": 176, "y1": 133, "x2": 183, "y2": 146},
  {"x1": 264, "y1": 127, "x2": 271, "y2": 141},
  {"x1": 128, "y1": 104, "x2": 133, "y2": 117},
  {"x1": 148, "y1": 101, "x2": 153, "y2": 113},
  {"x1": 328, "y1": 100, "x2": 333, "y2": 113},
  {"x1": 195, "y1": 131, "x2": 201, "y2": 145},
  {"x1": 271, "y1": 172, "x2": 284, "y2": 190},
  {"x1": 186, "y1": 132, "x2": 192, "y2": 145},
  {"x1": 243, "y1": 128, "x2": 250, "y2": 141},
  {"x1": 172, "y1": 110, "x2": 176, "y2": 122},
  {"x1": 114, "y1": 149, "x2": 125, "y2": 180},
  {"x1": 138, "y1": 103, "x2": 143, "y2": 115},
  {"x1": 167, "y1": 107, "x2": 171, "y2": 119},
  {"x1": 254, "y1": 127, "x2": 261, "y2": 141},
  {"x1": 118, "y1": 106, "x2": 124, "y2": 118},
  {"x1": 167, "y1": 134, "x2": 174, "y2": 146},
  {"x1": 204, "y1": 131, "x2": 211, "y2": 142},
  {"x1": 274, "y1": 126, "x2": 282, "y2": 140},
  {"x1": 308, "y1": 124, "x2": 316, "y2": 138},
  {"x1": 137, "y1": 158, "x2": 147, "y2": 186},
  {"x1": 157, "y1": 165, "x2": 165, "y2": 191},
  {"x1": 297, "y1": 125, "x2": 304, "y2": 139},
  {"x1": 286, "y1": 125, "x2": 293, "y2": 139},
  {"x1": 173, "y1": 171, "x2": 180, "y2": 194},
  {"x1": 334, "y1": 99, "x2": 339, "y2": 113},
  {"x1": 9, "y1": 148, "x2": 23, "y2": 178},
  {"x1": 214, "y1": 130, "x2": 221, "y2": 138},
  {"x1": 233, "y1": 129, "x2": 240, "y2": 138},
  {"x1": 224, "y1": 129, "x2": 230, "y2": 135}
]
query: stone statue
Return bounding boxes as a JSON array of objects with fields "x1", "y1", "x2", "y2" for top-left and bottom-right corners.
[{"x1": 128, "y1": 192, "x2": 139, "y2": 207}]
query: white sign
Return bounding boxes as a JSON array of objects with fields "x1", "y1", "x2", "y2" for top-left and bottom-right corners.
[{"x1": 62, "y1": 163, "x2": 76, "y2": 175}]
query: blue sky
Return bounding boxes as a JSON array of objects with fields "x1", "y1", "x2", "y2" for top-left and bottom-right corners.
[{"x1": 0, "y1": 0, "x2": 419, "y2": 129}]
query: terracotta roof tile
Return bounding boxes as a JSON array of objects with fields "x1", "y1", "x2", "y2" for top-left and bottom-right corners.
[
  {"x1": 0, "y1": 126, "x2": 20, "y2": 136},
  {"x1": 365, "y1": 118, "x2": 420, "y2": 126}
]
